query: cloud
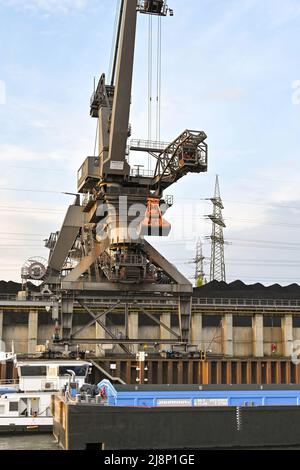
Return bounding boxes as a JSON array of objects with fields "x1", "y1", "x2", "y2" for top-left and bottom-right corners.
[
  {"x1": 0, "y1": 0, "x2": 87, "y2": 14},
  {"x1": 29, "y1": 119, "x2": 52, "y2": 129},
  {"x1": 262, "y1": 0, "x2": 300, "y2": 29},
  {"x1": 0, "y1": 144, "x2": 41, "y2": 162},
  {"x1": 0, "y1": 80, "x2": 6, "y2": 105},
  {"x1": 0, "y1": 189, "x2": 65, "y2": 282},
  {"x1": 0, "y1": 144, "x2": 69, "y2": 162},
  {"x1": 206, "y1": 88, "x2": 246, "y2": 102}
]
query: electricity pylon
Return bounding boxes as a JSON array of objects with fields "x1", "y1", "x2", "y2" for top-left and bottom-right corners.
[
  {"x1": 194, "y1": 238, "x2": 205, "y2": 287},
  {"x1": 208, "y1": 175, "x2": 226, "y2": 282}
]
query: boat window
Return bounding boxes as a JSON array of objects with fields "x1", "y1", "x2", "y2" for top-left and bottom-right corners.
[
  {"x1": 58, "y1": 366, "x2": 87, "y2": 377},
  {"x1": 20, "y1": 366, "x2": 47, "y2": 376},
  {"x1": 9, "y1": 402, "x2": 18, "y2": 412}
]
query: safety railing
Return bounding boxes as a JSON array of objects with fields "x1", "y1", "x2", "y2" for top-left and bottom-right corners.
[
  {"x1": 2, "y1": 295, "x2": 300, "y2": 309},
  {"x1": 193, "y1": 298, "x2": 300, "y2": 308},
  {"x1": 130, "y1": 167, "x2": 154, "y2": 178},
  {"x1": 130, "y1": 139, "x2": 170, "y2": 152},
  {"x1": 0, "y1": 294, "x2": 18, "y2": 300}
]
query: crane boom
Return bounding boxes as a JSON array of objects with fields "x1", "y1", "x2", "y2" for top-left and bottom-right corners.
[{"x1": 104, "y1": 0, "x2": 138, "y2": 178}]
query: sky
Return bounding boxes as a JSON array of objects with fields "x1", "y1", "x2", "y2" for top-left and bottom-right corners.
[{"x1": 1, "y1": 0, "x2": 300, "y2": 285}]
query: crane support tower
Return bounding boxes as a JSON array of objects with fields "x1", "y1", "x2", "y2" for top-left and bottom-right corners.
[{"x1": 43, "y1": 1, "x2": 208, "y2": 354}]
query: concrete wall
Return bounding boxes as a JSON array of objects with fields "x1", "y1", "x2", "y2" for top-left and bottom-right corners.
[
  {"x1": 264, "y1": 327, "x2": 282, "y2": 357},
  {"x1": 202, "y1": 327, "x2": 222, "y2": 354},
  {"x1": 3, "y1": 324, "x2": 28, "y2": 354},
  {"x1": 233, "y1": 327, "x2": 252, "y2": 357},
  {"x1": 0, "y1": 310, "x2": 298, "y2": 358}
]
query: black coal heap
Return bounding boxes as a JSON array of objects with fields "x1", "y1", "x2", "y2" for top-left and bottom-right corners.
[
  {"x1": 0, "y1": 280, "x2": 39, "y2": 294},
  {"x1": 1, "y1": 280, "x2": 300, "y2": 299},
  {"x1": 194, "y1": 280, "x2": 300, "y2": 299}
]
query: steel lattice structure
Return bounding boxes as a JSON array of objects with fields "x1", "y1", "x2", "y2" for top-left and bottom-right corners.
[
  {"x1": 194, "y1": 238, "x2": 205, "y2": 287},
  {"x1": 208, "y1": 176, "x2": 226, "y2": 282}
]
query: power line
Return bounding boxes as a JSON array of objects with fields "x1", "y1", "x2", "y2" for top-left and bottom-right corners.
[
  {"x1": 154, "y1": 238, "x2": 300, "y2": 250},
  {"x1": 176, "y1": 196, "x2": 300, "y2": 211},
  {"x1": 0, "y1": 247, "x2": 44, "y2": 249},
  {"x1": 219, "y1": 174, "x2": 300, "y2": 186},
  {"x1": 226, "y1": 275, "x2": 300, "y2": 281},
  {"x1": 0, "y1": 187, "x2": 68, "y2": 194},
  {"x1": 226, "y1": 262, "x2": 300, "y2": 267},
  {"x1": 2, "y1": 164, "x2": 69, "y2": 172},
  {"x1": 0, "y1": 206, "x2": 64, "y2": 214},
  {"x1": 0, "y1": 238, "x2": 46, "y2": 242},
  {"x1": 227, "y1": 238, "x2": 300, "y2": 246},
  {"x1": 0, "y1": 232, "x2": 46, "y2": 236},
  {"x1": 168, "y1": 213, "x2": 300, "y2": 229},
  {"x1": 174, "y1": 257, "x2": 300, "y2": 265}
]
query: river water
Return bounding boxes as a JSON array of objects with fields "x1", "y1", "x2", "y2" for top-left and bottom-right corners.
[
  {"x1": 0, "y1": 434, "x2": 297, "y2": 450},
  {"x1": 0, "y1": 434, "x2": 60, "y2": 450}
]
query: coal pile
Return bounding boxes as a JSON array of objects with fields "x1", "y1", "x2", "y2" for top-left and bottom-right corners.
[
  {"x1": 0, "y1": 281, "x2": 39, "y2": 294},
  {"x1": 0, "y1": 281, "x2": 22, "y2": 294},
  {"x1": 194, "y1": 280, "x2": 300, "y2": 299}
]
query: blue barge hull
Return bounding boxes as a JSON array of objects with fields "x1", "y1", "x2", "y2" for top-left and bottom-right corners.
[{"x1": 100, "y1": 380, "x2": 300, "y2": 407}]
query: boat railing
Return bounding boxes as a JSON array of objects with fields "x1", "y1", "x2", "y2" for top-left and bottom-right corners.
[{"x1": 0, "y1": 378, "x2": 19, "y2": 386}]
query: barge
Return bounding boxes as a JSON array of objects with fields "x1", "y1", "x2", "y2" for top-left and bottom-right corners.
[{"x1": 53, "y1": 381, "x2": 300, "y2": 449}]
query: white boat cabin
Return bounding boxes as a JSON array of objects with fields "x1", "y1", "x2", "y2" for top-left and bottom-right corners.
[
  {"x1": 16, "y1": 360, "x2": 91, "y2": 392},
  {"x1": 0, "y1": 360, "x2": 91, "y2": 429}
]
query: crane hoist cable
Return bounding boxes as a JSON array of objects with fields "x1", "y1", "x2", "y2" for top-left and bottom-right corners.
[
  {"x1": 95, "y1": 1, "x2": 122, "y2": 158},
  {"x1": 148, "y1": 13, "x2": 153, "y2": 139},
  {"x1": 148, "y1": 13, "x2": 153, "y2": 172},
  {"x1": 156, "y1": 14, "x2": 162, "y2": 143},
  {"x1": 148, "y1": 12, "x2": 163, "y2": 172},
  {"x1": 109, "y1": 0, "x2": 122, "y2": 86},
  {"x1": 92, "y1": 1, "x2": 121, "y2": 159},
  {"x1": 94, "y1": 119, "x2": 99, "y2": 157}
]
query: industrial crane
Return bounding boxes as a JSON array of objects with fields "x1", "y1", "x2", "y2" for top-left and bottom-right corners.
[{"x1": 42, "y1": 0, "x2": 208, "y2": 352}]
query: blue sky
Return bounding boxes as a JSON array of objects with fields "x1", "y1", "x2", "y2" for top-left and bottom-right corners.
[{"x1": 1, "y1": 0, "x2": 300, "y2": 284}]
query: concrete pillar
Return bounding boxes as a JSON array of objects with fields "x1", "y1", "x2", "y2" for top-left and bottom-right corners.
[
  {"x1": 28, "y1": 310, "x2": 38, "y2": 354},
  {"x1": 282, "y1": 315, "x2": 293, "y2": 358},
  {"x1": 128, "y1": 312, "x2": 138, "y2": 338},
  {"x1": 160, "y1": 313, "x2": 172, "y2": 350},
  {"x1": 61, "y1": 298, "x2": 73, "y2": 341},
  {"x1": 128, "y1": 312, "x2": 139, "y2": 354},
  {"x1": 191, "y1": 313, "x2": 203, "y2": 349},
  {"x1": 222, "y1": 314, "x2": 233, "y2": 357},
  {"x1": 252, "y1": 314, "x2": 264, "y2": 358},
  {"x1": 95, "y1": 317, "x2": 106, "y2": 357},
  {"x1": 179, "y1": 297, "x2": 192, "y2": 342}
]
